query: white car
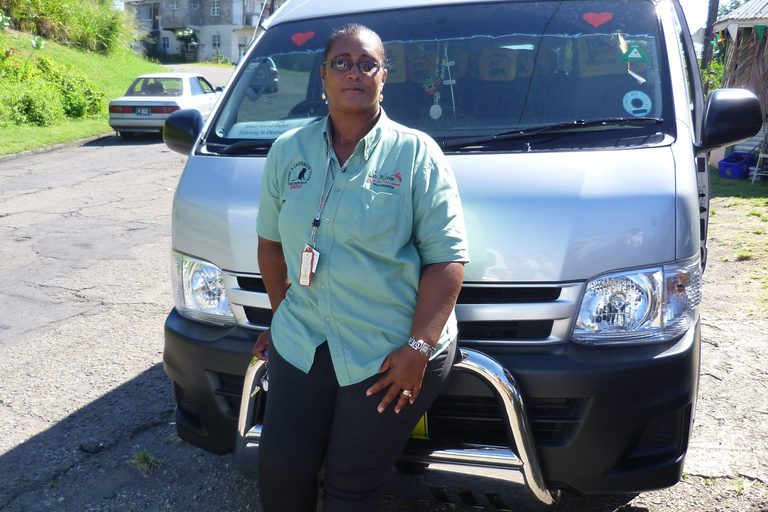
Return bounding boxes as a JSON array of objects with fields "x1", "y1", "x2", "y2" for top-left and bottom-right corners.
[{"x1": 108, "y1": 73, "x2": 221, "y2": 139}]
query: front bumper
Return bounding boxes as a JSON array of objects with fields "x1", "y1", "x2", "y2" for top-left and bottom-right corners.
[{"x1": 164, "y1": 307, "x2": 700, "y2": 497}]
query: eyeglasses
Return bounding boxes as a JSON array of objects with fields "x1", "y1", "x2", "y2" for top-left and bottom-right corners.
[{"x1": 323, "y1": 58, "x2": 380, "y2": 75}]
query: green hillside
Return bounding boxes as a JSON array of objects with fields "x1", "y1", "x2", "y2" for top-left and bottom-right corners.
[{"x1": 0, "y1": 28, "x2": 165, "y2": 156}]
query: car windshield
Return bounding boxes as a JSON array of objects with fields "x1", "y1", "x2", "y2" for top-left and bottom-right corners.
[
  {"x1": 208, "y1": 0, "x2": 670, "y2": 152},
  {"x1": 126, "y1": 77, "x2": 183, "y2": 97}
]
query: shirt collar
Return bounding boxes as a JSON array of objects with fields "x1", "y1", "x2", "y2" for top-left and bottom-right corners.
[{"x1": 322, "y1": 109, "x2": 389, "y2": 162}]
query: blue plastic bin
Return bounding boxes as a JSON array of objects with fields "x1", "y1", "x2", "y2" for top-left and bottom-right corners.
[{"x1": 718, "y1": 152, "x2": 755, "y2": 179}]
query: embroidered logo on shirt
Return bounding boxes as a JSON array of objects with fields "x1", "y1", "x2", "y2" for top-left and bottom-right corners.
[
  {"x1": 366, "y1": 170, "x2": 402, "y2": 189},
  {"x1": 288, "y1": 161, "x2": 313, "y2": 189}
]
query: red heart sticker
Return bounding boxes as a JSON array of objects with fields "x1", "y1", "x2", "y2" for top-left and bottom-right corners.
[
  {"x1": 291, "y1": 31, "x2": 315, "y2": 47},
  {"x1": 583, "y1": 12, "x2": 613, "y2": 28}
]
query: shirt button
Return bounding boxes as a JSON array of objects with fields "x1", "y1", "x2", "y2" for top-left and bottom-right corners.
[
  {"x1": 335, "y1": 187, "x2": 340, "y2": 192},
  {"x1": 321, "y1": 251, "x2": 326, "y2": 255},
  {"x1": 325, "y1": 218, "x2": 330, "y2": 223},
  {"x1": 320, "y1": 283, "x2": 325, "y2": 288},
  {"x1": 325, "y1": 317, "x2": 330, "y2": 322}
]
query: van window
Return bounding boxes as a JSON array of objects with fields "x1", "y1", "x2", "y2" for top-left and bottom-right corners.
[{"x1": 209, "y1": 0, "x2": 671, "y2": 151}]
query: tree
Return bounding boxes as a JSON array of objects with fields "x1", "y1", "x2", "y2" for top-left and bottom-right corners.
[
  {"x1": 700, "y1": 0, "x2": 719, "y2": 79},
  {"x1": 175, "y1": 28, "x2": 198, "y2": 55}
]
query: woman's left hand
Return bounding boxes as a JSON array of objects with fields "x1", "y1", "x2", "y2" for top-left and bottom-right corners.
[{"x1": 366, "y1": 345, "x2": 429, "y2": 414}]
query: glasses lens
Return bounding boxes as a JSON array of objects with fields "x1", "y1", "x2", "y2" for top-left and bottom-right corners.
[
  {"x1": 333, "y1": 59, "x2": 351, "y2": 71},
  {"x1": 359, "y1": 62, "x2": 378, "y2": 73}
]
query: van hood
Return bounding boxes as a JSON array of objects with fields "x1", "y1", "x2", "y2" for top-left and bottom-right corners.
[
  {"x1": 173, "y1": 147, "x2": 678, "y2": 284},
  {"x1": 453, "y1": 147, "x2": 677, "y2": 282}
]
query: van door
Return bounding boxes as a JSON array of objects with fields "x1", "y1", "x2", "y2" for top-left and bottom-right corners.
[{"x1": 673, "y1": 2, "x2": 709, "y2": 269}]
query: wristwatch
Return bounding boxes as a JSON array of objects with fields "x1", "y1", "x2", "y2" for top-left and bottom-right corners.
[{"x1": 407, "y1": 336, "x2": 435, "y2": 357}]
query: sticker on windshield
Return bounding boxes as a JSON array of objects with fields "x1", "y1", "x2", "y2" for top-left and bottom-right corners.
[
  {"x1": 583, "y1": 12, "x2": 613, "y2": 28},
  {"x1": 622, "y1": 90, "x2": 652, "y2": 117},
  {"x1": 228, "y1": 118, "x2": 314, "y2": 139},
  {"x1": 291, "y1": 31, "x2": 315, "y2": 47},
  {"x1": 619, "y1": 44, "x2": 651, "y2": 64}
]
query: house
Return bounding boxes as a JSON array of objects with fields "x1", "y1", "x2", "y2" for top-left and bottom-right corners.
[{"x1": 125, "y1": 0, "x2": 286, "y2": 62}]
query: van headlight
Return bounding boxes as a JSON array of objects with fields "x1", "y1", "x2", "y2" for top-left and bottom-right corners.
[
  {"x1": 172, "y1": 251, "x2": 235, "y2": 326},
  {"x1": 572, "y1": 257, "x2": 701, "y2": 345}
]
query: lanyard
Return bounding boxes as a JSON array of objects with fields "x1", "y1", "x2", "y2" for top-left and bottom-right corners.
[{"x1": 309, "y1": 144, "x2": 348, "y2": 247}]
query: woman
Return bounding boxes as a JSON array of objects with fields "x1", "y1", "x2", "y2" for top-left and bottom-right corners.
[{"x1": 253, "y1": 24, "x2": 469, "y2": 512}]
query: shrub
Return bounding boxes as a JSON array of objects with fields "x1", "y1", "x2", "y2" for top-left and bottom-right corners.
[
  {"x1": 35, "y1": 56, "x2": 103, "y2": 117},
  {"x1": 1, "y1": 75, "x2": 64, "y2": 126},
  {"x1": 0, "y1": 53, "x2": 103, "y2": 126},
  {"x1": 207, "y1": 52, "x2": 232, "y2": 65}
]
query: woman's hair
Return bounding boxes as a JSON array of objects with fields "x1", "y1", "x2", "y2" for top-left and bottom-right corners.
[{"x1": 323, "y1": 24, "x2": 386, "y2": 66}]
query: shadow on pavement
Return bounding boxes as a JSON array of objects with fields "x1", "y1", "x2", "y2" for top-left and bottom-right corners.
[
  {"x1": 83, "y1": 132, "x2": 165, "y2": 148},
  {"x1": 0, "y1": 363, "x2": 173, "y2": 508}
]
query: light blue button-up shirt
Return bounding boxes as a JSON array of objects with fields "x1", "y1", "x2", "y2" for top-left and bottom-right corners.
[{"x1": 257, "y1": 110, "x2": 469, "y2": 386}]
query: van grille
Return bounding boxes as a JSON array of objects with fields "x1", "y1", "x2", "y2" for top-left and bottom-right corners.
[
  {"x1": 458, "y1": 320, "x2": 553, "y2": 340},
  {"x1": 424, "y1": 395, "x2": 582, "y2": 447},
  {"x1": 229, "y1": 275, "x2": 581, "y2": 346}
]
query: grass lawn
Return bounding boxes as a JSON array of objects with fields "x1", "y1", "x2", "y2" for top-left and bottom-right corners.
[{"x1": 708, "y1": 170, "x2": 768, "y2": 314}]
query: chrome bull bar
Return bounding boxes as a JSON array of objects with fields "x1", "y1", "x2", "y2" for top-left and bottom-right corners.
[{"x1": 236, "y1": 348, "x2": 557, "y2": 508}]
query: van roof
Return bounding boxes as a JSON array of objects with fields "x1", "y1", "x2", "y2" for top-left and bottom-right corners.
[
  {"x1": 266, "y1": 0, "x2": 659, "y2": 27},
  {"x1": 267, "y1": 0, "x2": 512, "y2": 26}
]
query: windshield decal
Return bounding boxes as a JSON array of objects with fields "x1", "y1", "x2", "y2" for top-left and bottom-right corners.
[
  {"x1": 583, "y1": 12, "x2": 613, "y2": 28},
  {"x1": 228, "y1": 118, "x2": 316, "y2": 139},
  {"x1": 291, "y1": 31, "x2": 315, "y2": 47},
  {"x1": 623, "y1": 91, "x2": 652, "y2": 117},
  {"x1": 619, "y1": 44, "x2": 651, "y2": 64}
]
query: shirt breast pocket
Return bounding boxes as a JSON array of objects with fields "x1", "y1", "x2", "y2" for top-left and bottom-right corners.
[{"x1": 349, "y1": 188, "x2": 404, "y2": 247}]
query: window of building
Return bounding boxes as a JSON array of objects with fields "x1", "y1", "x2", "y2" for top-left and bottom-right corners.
[
  {"x1": 211, "y1": 0, "x2": 220, "y2": 16},
  {"x1": 170, "y1": 1, "x2": 179, "y2": 10},
  {"x1": 212, "y1": 35, "x2": 221, "y2": 49},
  {"x1": 140, "y1": 4, "x2": 152, "y2": 19},
  {"x1": 192, "y1": 1, "x2": 199, "y2": 8},
  {"x1": 162, "y1": 37, "x2": 170, "y2": 51}
]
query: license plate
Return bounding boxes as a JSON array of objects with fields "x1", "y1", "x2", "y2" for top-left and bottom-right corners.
[
  {"x1": 411, "y1": 413, "x2": 428, "y2": 439},
  {"x1": 136, "y1": 107, "x2": 151, "y2": 116}
]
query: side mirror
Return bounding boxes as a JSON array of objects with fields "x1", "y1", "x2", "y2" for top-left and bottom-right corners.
[
  {"x1": 163, "y1": 109, "x2": 203, "y2": 155},
  {"x1": 695, "y1": 88, "x2": 763, "y2": 157}
]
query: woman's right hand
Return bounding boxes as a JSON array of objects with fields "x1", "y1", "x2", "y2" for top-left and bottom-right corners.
[{"x1": 253, "y1": 328, "x2": 270, "y2": 361}]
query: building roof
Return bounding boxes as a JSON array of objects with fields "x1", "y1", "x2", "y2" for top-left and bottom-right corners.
[{"x1": 714, "y1": 0, "x2": 768, "y2": 32}]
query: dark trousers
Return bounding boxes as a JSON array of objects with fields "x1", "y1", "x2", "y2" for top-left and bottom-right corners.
[{"x1": 257, "y1": 338, "x2": 457, "y2": 512}]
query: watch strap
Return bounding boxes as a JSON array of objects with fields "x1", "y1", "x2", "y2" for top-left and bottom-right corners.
[{"x1": 407, "y1": 336, "x2": 435, "y2": 357}]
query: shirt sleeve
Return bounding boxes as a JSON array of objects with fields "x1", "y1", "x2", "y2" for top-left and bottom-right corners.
[
  {"x1": 256, "y1": 140, "x2": 284, "y2": 243},
  {"x1": 411, "y1": 138, "x2": 470, "y2": 266}
]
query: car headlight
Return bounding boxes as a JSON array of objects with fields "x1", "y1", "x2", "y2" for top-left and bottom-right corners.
[
  {"x1": 573, "y1": 257, "x2": 701, "y2": 345},
  {"x1": 172, "y1": 251, "x2": 235, "y2": 326}
]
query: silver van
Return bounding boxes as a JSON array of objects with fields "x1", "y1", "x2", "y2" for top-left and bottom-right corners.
[{"x1": 162, "y1": 0, "x2": 761, "y2": 507}]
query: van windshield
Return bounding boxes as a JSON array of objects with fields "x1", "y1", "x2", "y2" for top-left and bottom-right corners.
[{"x1": 208, "y1": 0, "x2": 670, "y2": 152}]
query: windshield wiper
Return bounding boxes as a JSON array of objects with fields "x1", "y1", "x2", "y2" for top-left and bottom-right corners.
[
  {"x1": 206, "y1": 139, "x2": 274, "y2": 155},
  {"x1": 441, "y1": 118, "x2": 663, "y2": 150}
]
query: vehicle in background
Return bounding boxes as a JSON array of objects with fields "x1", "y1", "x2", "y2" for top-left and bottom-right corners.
[
  {"x1": 160, "y1": 0, "x2": 762, "y2": 508},
  {"x1": 108, "y1": 73, "x2": 221, "y2": 139}
]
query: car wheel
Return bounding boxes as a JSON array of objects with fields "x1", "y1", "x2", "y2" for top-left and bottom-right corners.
[{"x1": 120, "y1": 131, "x2": 135, "y2": 139}]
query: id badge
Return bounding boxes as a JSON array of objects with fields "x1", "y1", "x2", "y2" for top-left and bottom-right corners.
[{"x1": 299, "y1": 245, "x2": 319, "y2": 287}]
